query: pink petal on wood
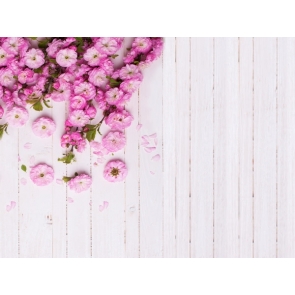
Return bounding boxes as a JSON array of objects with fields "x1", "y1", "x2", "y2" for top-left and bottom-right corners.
[
  {"x1": 150, "y1": 171, "x2": 155, "y2": 175},
  {"x1": 136, "y1": 124, "x2": 142, "y2": 131},
  {"x1": 24, "y1": 142, "x2": 32, "y2": 149},
  {"x1": 11, "y1": 201, "x2": 16, "y2": 209},
  {"x1": 20, "y1": 178, "x2": 27, "y2": 185},
  {"x1": 151, "y1": 154, "x2": 161, "y2": 161},
  {"x1": 103, "y1": 201, "x2": 109, "y2": 209},
  {"x1": 154, "y1": 137, "x2": 158, "y2": 146},
  {"x1": 6, "y1": 205, "x2": 11, "y2": 212},
  {"x1": 141, "y1": 135, "x2": 149, "y2": 142},
  {"x1": 148, "y1": 133, "x2": 157, "y2": 139},
  {"x1": 68, "y1": 197, "x2": 74, "y2": 203},
  {"x1": 56, "y1": 179, "x2": 63, "y2": 185},
  {"x1": 144, "y1": 146, "x2": 156, "y2": 153},
  {"x1": 99, "y1": 205, "x2": 104, "y2": 212}
]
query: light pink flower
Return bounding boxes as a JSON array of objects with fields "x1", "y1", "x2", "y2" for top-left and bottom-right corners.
[
  {"x1": 18, "y1": 69, "x2": 38, "y2": 85},
  {"x1": 95, "y1": 38, "x2": 120, "y2": 55},
  {"x1": 119, "y1": 64, "x2": 142, "y2": 80},
  {"x1": 0, "y1": 47, "x2": 10, "y2": 66},
  {"x1": 105, "y1": 110, "x2": 133, "y2": 130},
  {"x1": 2, "y1": 38, "x2": 24, "y2": 55},
  {"x1": 132, "y1": 37, "x2": 152, "y2": 53},
  {"x1": 68, "y1": 110, "x2": 89, "y2": 127},
  {"x1": 83, "y1": 47, "x2": 106, "y2": 66},
  {"x1": 68, "y1": 173, "x2": 92, "y2": 193},
  {"x1": 88, "y1": 68, "x2": 108, "y2": 87},
  {"x1": 6, "y1": 106, "x2": 29, "y2": 127},
  {"x1": 46, "y1": 39, "x2": 64, "y2": 58},
  {"x1": 74, "y1": 82, "x2": 96, "y2": 100},
  {"x1": 0, "y1": 69, "x2": 16, "y2": 88},
  {"x1": 24, "y1": 48, "x2": 45, "y2": 69},
  {"x1": 32, "y1": 117, "x2": 56, "y2": 138},
  {"x1": 30, "y1": 164, "x2": 54, "y2": 186},
  {"x1": 85, "y1": 105, "x2": 97, "y2": 119},
  {"x1": 56, "y1": 49, "x2": 77, "y2": 67},
  {"x1": 102, "y1": 131, "x2": 126, "y2": 152},
  {"x1": 70, "y1": 95, "x2": 87, "y2": 110},
  {"x1": 51, "y1": 81, "x2": 71, "y2": 102},
  {"x1": 103, "y1": 160, "x2": 128, "y2": 182},
  {"x1": 120, "y1": 78, "x2": 141, "y2": 94},
  {"x1": 105, "y1": 87, "x2": 124, "y2": 105}
]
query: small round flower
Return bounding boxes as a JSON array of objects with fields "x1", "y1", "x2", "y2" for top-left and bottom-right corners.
[
  {"x1": 56, "y1": 49, "x2": 77, "y2": 67},
  {"x1": 120, "y1": 78, "x2": 141, "y2": 94},
  {"x1": 68, "y1": 173, "x2": 92, "y2": 193},
  {"x1": 132, "y1": 37, "x2": 152, "y2": 53},
  {"x1": 102, "y1": 131, "x2": 126, "y2": 152},
  {"x1": 0, "y1": 47, "x2": 9, "y2": 67},
  {"x1": 70, "y1": 95, "x2": 87, "y2": 110},
  {"x1": 30, "y1": 164, "x2": 54, "y2": 186},
  {"x1": 32, "y1": 117, "x2": 56, "y2": 138},
  {"x1": 119, "y1": 64, "x2": 142, "y2": 80},
  {"x1": 74, "y1": 82, "x2": 96, "y2": 100},
  {"x1": 68, "y1": 110, "x2": 89, "y2": 127},
  {"x1": 24, "y1": 48, "x2": 45, "y2": 69},
  {"x1": 88, "y1": 68, "x2": 108, "y2": 87},
  {"x1": 6, "y1": 106, "x2": 29, "y2": 127},
  {"x1": 103, "y1": 160, "x2": 128, "y2": 182},
  {"x1": 95, "y1": 38, "x2": 120, "y2": 55},
  {"x1": 105, "y1": 110, "x2": 133, "y2": 130},
  {"x1": 0, "y1": 68, "x2": 16, "y2": 88},
  {"x1": 105, "y1": 87, "x2": 124, "y2": 105},
  {"x1": 83, "y1": 46, "x2": 106, "y2": 66}
]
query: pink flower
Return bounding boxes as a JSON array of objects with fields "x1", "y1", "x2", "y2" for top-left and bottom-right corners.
[
  {"x1": 68, "y1": 110, "x2": 89, "y2": 127},
  {"x1": 119, "y1": 64, "x2": 142, "y2": 80},
  {"x1": 32, "y1": 117, "x2": 56, "y2": 138},
  {"x1": 74, "y1": 82, "x2": 96, "y2": 100},
  {"x1": 132, "y1": 37, "x2": 152, "y2": 53},
  {"x1": 85, "y1": 105, "x2": 97, "y2": 119},
  {"x1": 88, "y1": 68, "x2": 108, "y2": 87},
  {"x1": 2, "y1": 38, "x2": 24, "y2": 55},
  {"x1": 105, "y1": 110, "x2": 133, "y2": 130},
  {"x1": 68, "y1": 173, "x2": 92, "y2": 193},
  {"x1": 103, "y1": 160, "x2": 128, "y2": 182},
  {"x1": 18, "y1": 69, "x2": 38, "y2": 85},
  {"x1": 0, "y1": 105, "x2": 4, "y2": 118},
  {"x1": 70, "y1": 95, "x2": 87, "y2": 110},
  {"x1": 102, "y1": 131, "x2": 126, "y2": 152},
  {"x1": 6, "y1": 106, "x2": 29, "y2": 127},
  {"x1": 0, "y1": 47, "x2": 10, "y2": 66},
  {"x1": 105, "y1": 87, "x2": 124, "y2": 105},
  {"x1": 24, "y1": 48, "x2": 45, "y2": 69},
  {"x1": 51, "y1": 81, "x2": 71, "y2": 102},
  {"x1": 95, "y1": 38, "x2": 120, "y2": 55},
  {"x1": 120, "y1": 78, "x2": 141, "y2": 94},
  {"x1": 56, "y1": 49, "x2": 77, "y2": 67},
  {"x1": 46, "y1": 39, "x2": 64, "y2": 58},
  {"x1": 83, "y1": 47, "x2": 106, "y2": 66},
  {"x1": 30, "y1": 164, "x2": 54, "y2": 186},
  {"x1": 0, "y1": 69, "x2": 16, "y2": 88}
]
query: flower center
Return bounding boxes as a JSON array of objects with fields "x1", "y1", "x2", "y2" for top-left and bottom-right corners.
[
  {"x1": 0, "y1": 54, "x2": 4, "y2": 58},
  {"x1": 15, "y1": 114, "x2": 19, "y2": 118},
  {"x1": 111, "y1": 168, "x2": 120, "y2": 177},
  {"x1": 40, "y1": 173, "x2": 44, "y2": 177},
  {"x1": 42, "y1": 125, "x2": 46, "y2": 129},
  {"x1": 65, "y1": 56, "x2": 69, "y2": 59},
  {"x1": 32, "y1": 57, "x2": 36, "y2": 61},
  {"x1": 93, "y1": 54, "x2": 98, "y2": 58}
]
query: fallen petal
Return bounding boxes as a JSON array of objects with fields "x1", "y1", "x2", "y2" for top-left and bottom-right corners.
[
  {"x1": 151, "y1": 154, "x2": 161, "y2": 161},
  {"x1": 103, "y1": 201, "x2": 109, "y2": 209},
  {"x1": 136, "y1": 124, "x2": 142, "y2": 131},
  {"x1": 68, "y1": 197, "x2": 74, "y2": 203},
  {"x1": 24, "y1": 142, "x2": 32, "y2": 149},
  {"x1": 144, "y1": 147, "x2": 156, "y2": 153},
  {"x1": 154, "y1": 138, "x2": 158, "y2": 146},
  {"x1": 11, "y1": 201, "x2": 16, "y2": 209},
  {"x1": 20, "y1": 178, "x2": 27, "y2": 185},
  {"x1": 150, "y1": 171, "x2": 155, "y2": 175},
  {"x1": 6, "y1": 205, "x2": 11, "y2": 212},
  {"x1": 99, "y1": 205, "x2": 104, "y2": 212},
  {"x1": 56, "y1": 179, "x2": 63, "y2": 185},
  {"x1": 148, "y1": 133, "x2": 157, "y2": 139}
]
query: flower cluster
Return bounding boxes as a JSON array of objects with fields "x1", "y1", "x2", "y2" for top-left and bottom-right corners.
[{"x1": 0, "y1": 37, "x2": 163, "y2": 188}]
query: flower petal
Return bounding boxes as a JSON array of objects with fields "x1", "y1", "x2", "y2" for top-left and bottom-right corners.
[{"x1": 151, "y1": 154, "x2": 161, "y2": 161}]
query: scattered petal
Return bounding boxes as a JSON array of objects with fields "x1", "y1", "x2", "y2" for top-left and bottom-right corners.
[
  {"x1": 154, "y1": 137, "x2": 158, "y2": 146},
  {"x1": 6, "y1": 205, "x2": 11, "y2": 212},
  {"x1": 68, "y1": 197, "x2": 74, "y2": 203},
  {"x1": 129, "y1": 206, "x2": 135, "y2": 212},
  {"x1": 103, "y1": 201, "x2": 109, "y2": 209},
  {"x1": 24, "y1": 142, "x2": 32, "y2": 149},
  {"x1": 144, "y1": 146, "x2": 156, "y2": 153},
  {"x1": 151, "y1": 154, "x2": 161, "y2": 161},
  {"x1": 56, "y1": 179, "x2": 63, "y2": 185},
  {"x1": 20, "y1": 178, "x2": 27, "y2": 185},
  {"x1": 148, "y1": 133, "x2": 157, "y2": 138},
  {"x1": 29, "y1": 156, "x2": 35, "y2": 166},
  {"x1": 97, "y1": 157, "x2": 105, "y2": 164},
  {"x1": 11, "y1": 201, "x2": 16, "y2": 209},
  {"x1": 136, "y1": 124, "x2": 142, "y2": 131},
  {"x1": 141, "y1": 135, "x2": 149, "y2": 142},
  {"x1": 150, "y1": 171, "x2": 155, "y2": 175},
  {"x1": 99, "y1": 204, "x2": 104, "y2": 212}
]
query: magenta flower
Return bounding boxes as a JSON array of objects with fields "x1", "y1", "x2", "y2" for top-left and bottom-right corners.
[
  {"x1": 68, "y1": 110, "x2": 89, "y2": 127},
  {"x1": 70, "y1": 95, "x2": 87, "y2": 110},
  {"x1": 30, "y1": 164, "x2": 54, "y2": 186},
  {"x1": 132, "y1": 37, "x2": 152, "y2": 53},
  {"x1": 83, "y1": 47, "x2": 106, "y2": 66},
  {"x1": 32, "y1": 117, "x2": 56, "y2": 138},
  {"x1": 56, "y1": 49, "x2": 77, "y2": 67},
  {"x1": 103, "y1": 160, "x2": 128, "y2": 182},
  {"x1": 6, "y1": 106, "x2": 29, "y2": 127},
  {"x1": 68, "y1": 173, "x2": 92, "y2": 193},
  {"x1": 105, "y1": 87, "x2": 124, "y2": 105},
  {"x1": 88, "y1": 68, "x2": 108, "y2": 87},
  {"x1": 0, "y1": 47, "x2": 9, "y2": 67},
  {"x1": 102, "y1": 131, "x2": 126, "y2": 152},
  {"x1": 105, "y1": 110, "x2": 133, "y2": 130},
  {"x1": 95, "y1": 38, "x2": 120, "y2": 55},
  {"x1": 24, "y1": 48, "x2": 45, "y2": 69}
]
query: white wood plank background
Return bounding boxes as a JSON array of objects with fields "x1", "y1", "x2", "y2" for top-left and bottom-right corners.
[{"x1": 1, "y1": 37, "x2": 295, "y2": 258}]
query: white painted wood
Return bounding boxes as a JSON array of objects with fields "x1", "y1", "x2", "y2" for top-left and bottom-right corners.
[
  {"x1": 277, "y1": 38, "x2": 295, "y2": 257},
  {"x1": 175, "y1": 38, "x2": 190, "y2": 257},
  {"x1": 253, "y1": 37, "x2": 277, "y2": 258},
  {"x1": 239, "y1": 37, "x2": 254, "y2": 257},
  {"x1": 190, "y1": 37, "x2": 214, "y2": 258},
  {"x1": 139, "y1": 55, "x2": 163, "y2": 258},
  {"x1": 214, "y1": 38, "x2": 239, "y2": 257},
  {"x1": 162, "y1": 37, "x2": 176, "y2": 258}
]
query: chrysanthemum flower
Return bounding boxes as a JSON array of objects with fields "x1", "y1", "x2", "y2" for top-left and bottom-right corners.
[
  {"x1": 32, "y1": 117, "x2": 56, "y2": 138},
  {"x1": 103, "y1": 160, "x2": 128, "y2": 182},
  {"x1": 6, "y1": 106, "x2": 29, "y2": 127},
  {"x1": 132, "y1": 37, "x2": 152, "y2": 53},
  {"x1": 30, "y1": 164, "x2": 54, "y2": 186},
  {"x1": 56, "y1": 48, "x2": 77, "y2": 67},
  {"x1": 102, "y1": 131, "x2": 126, "y2": 152}
]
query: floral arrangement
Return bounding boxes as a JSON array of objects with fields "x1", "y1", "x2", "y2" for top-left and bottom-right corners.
[{"x1": 0, "y1": 37, "x2": 163, "y2": 192}]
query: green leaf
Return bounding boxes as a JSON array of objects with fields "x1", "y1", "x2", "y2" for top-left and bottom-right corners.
[
  {"x1": 85, "y1": 124, "x2": 96, "y2": 130},
  {"x1": 51, "y1": 72, "x2": 59, "y2": 78},
  {"x1": 109, "y1": 77, "x2": 122, "y2": 88},
  {"x1": 133, "y1": 60, "x2": 139, "y2": 65},
  {"x1": 0, "y1": 129, "x2": 3, "y2": 140},
  {"x1": 32, "y1": 100, "x2": 43, "y2": 111},
  {"x1": 86, "y1": 129, "x2": 96, "y2": 142},
  {"x1": 21, "y1": 165, "x2": 27, "y2": 172},
  {"x1": 49, "y1": 58, "x2": 57, "y2": 64},
  {"x1": 58, "y1": 152, "x2": 75, "y2": 164},
  {"x1": 30, "y1": 37, "x2": 37, "y2": 40},
  {"x1": 62, "y1": 176, "x2": 72, "y2": 183},
  {"x1": 38, "y1": 39, "x2": 49, "y2": 49},
  {"x1": 111, "y1": 54, "x2": 119, "y2": 59},
  {"x1": 34, "y1": 68, "x2": 43, "y2": 74},
  {"x1": 26, "y1": 99, "x2": 38, "y2": 104}
]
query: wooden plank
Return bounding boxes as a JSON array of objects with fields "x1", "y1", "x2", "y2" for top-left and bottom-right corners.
[
  {"x1": 162, "y1": 37, "x2": 176, "y2": 258},
  {"x1": 253, "y1": 37, "x2": 277, "y2": 258},
  {"x1": 239, "y1": 37, "x2": 254, "y2": 257},
  {"x1": 0, "y1": 124, "x2": 19, "y2": 258},
  {"x1": 139, "y1": 54, "x2": 163, "y2": 258},
  {"x1": 277, "y1": 38, "x2": 295, "y2": 257},
  {"x1": 18, "y1": 108, "x2": 53, "y2": 258},
  {"x1": 214, "y1": 38, "x2": 239, "y2": 257},
  {"x1": 190, "y1": 37, "x2": 214, "y2": 258},
  {"x1": 175, "y1": 37, "x2": 190, "y2": 257}
]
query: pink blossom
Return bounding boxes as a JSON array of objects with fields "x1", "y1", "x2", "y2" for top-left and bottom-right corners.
[
  {"x1": 99, "y1": 58, "x2": 114, "y2": 75},
  {"x1": 68, "y1": 63, "x2": 90, "y2": 78},
  {"x1": 88, "y1": 68, "x2": 108, "y2": 87},
  {"x1": 74, "y1": 82, "x2": 96, "y2": 100},
  {"x1": 85, "y1": 105, "x2": 97, "y2": 119},
  {"x1": 2, "y1": 38, "x2": 24, "y2": 55},
  {"x1": 70, "y1": 95, "x2": 87, "y2": 110},
  {"x1": 120, "y1": 78, "x2": 141, "y2": 94},
  {"x1": 6, "y1": 106, "x2": 29, "y2": 127},
  {"x1": 46, "y1": 39, "x2": 64, "y2": 58},
  {"x1": 51, "y1": 81, "x2": 71, "y2": 102},
  {"x1": 32, "y1": 117, "x2": 56, "y2": 138},
  {"x1": 56, "y1": 49, "x2": 77, "y2": 67},
  {"x1": 61, "y1": 133, "x2": 71, "y2": 148},
  {"x1": 105, "y1": 87, "x2": 124, "y2": 105},
  {"x1": 105, "y1": 110, "x2": 133, "y2": 130},
  {"x1": 132, "y1": 37, "x2": 152, "y2": 53},
  {"x1": 30, "y1": 164, "x2": 54, "y2": 186},
  {"x1": 103, "y1": 160, "x2": 128, "y2": 182},
  {"x1": 0, "y1": 105, "x2": 4, "y2": 118},
  {"x1": 83, "y1": 47, "x2": 106, "y2": 66},
  {"x1": 119, "y1": 64, "x2": 142, "y2": 80},
  {"x1": 24, "y1": 48, "x2": 45, "y2": 69},
  {"x1": 76, "y1": 138, "x2": 87, "y2": 152},
  {"x1": 95, "y1": 38, "x2": 120, "y2": 55},
  {"x1": 0, "y1": 69, "x2": 16, "y2": 88},
  {"x1": 123, "y1": 49, "x2": 138, "y2": 64},
  {"x1": 68, "y1": 173, "x2": 92, "y2": 193},
  {"x1": 0, "y1": 47, "x2": 10, "y2": 67},
  {"x1": 18, "y1": 69, "x2": 38, "y2": 85},
  {"x1": 102, "y1": 131, "x2": 126, "y2": 152},
  {"x1": 68, "y1": 110, "x2": 89, "y2": 127}
]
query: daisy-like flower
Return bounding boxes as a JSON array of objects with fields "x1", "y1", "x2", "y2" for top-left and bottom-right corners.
[
  {"x1": 105, "y1": 110, "x2": 133, "y2": 130},
  {"x1": 120, "y1": 78, "x2": 141, "y2": 94},
  {"x1": 46, "y1": 39, "x2": 64, "y2": 58},
  {"x1": 32, "y1": 117, "x2": 56, "y2": 138},
  {"x1": 74, "y1": 82, "x2": 96, "y2": 100},
  {"x1": 30, "y1": 164, "x2": 54, "y2": 186},
  {"x1": 88, "y1": 68, "x2": 108, "y2": 87},
  {"x1": 6, "y1": 106, "x2": 29, "y2": 127},
  {"x1": 68, "y1": 110, "x2": 89, "y2": 127},
  {"x1": 132, "y1": 37, "x2": 152, "y2": 53},
  {"x1": 0, "y1": 68, "x2": 16, "y2": 88},
  {"x1": 70, "y1": 95, "x2": 87, "y2": 110},
  {"x1": 103, "y1": 160, "x2": 128, "y2": 182},
  {"x1": 18, "y1": 69, "x2": 37, "y2": 85},
  {"x1": 102, "y1": 131, "x2": 126, "y2": 152},
  {"x1": 119, "y1": 64, "x2": 142, "y2": 80},
  {"x1": 0, "y1": 47, "x2": 9, "y2": 67},
  {"x1": 95, "y1": 37, "x2": 120, "y2": 55},
  {"x1": 24, "y1": 48, "x2": 45, "y2": 69},
  {"x1": 51, "y1": 81, "x2": 71, "y2": 102},
  {"x1": 105, "y1": 87, "x2": 124, "y2": 105},
  {"x1": 2, "y1": 37, "x2": 24, "y2": 55},
  {"x1": 83, "y1": 47, "x2": 106, "y2": 66},
  {"x1": 68, "y1": 173, "x2": 92, "y2": 193},
  {"x1": 56, "y1": 48, "x2": 77, "y2": 67}
]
